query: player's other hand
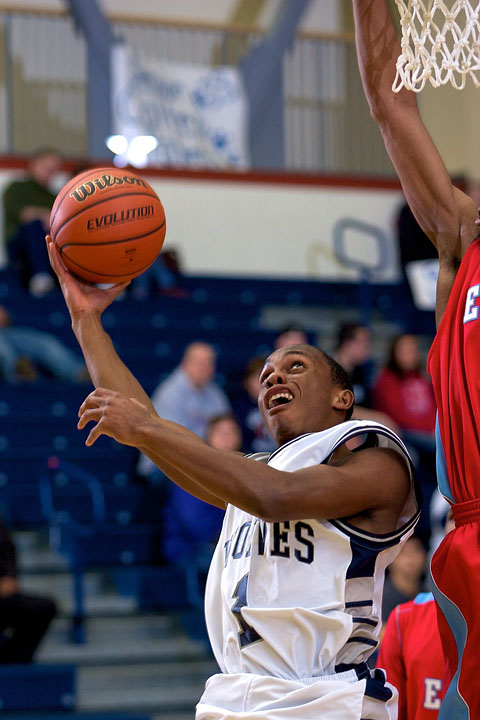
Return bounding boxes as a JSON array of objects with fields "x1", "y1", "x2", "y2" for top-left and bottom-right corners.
[
  {"x1": 77, "y1": 387, "x2": 153, "y2": 448},
  {"x1": 45, "y1": 235, "x2": 129, "y2": 317}
]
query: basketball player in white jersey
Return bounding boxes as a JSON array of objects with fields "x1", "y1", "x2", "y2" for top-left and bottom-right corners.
[{"x1": 46, "y1": 235, "x2": 420, "y2": 720}]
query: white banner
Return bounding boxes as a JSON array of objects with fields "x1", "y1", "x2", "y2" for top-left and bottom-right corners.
[{"x1": 111, "y1": 45, "x2": 250, "y2": 169}]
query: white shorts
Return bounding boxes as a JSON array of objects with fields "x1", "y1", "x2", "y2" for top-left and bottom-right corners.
[{"x1": 196, "y1": 667, "x2": 398, "y2": 720}]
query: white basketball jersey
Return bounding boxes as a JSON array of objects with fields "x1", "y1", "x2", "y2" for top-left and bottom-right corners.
[{"x1": 204, "y1": 419, "x2": 420, "y2": 681}]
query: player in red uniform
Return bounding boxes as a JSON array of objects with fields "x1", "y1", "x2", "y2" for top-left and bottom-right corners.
[
  {"x1": 353, "y1": 2, "x2": 480, "y2": 717},
  {"x1": 378, "y1": 515, "x2": 453, "y2": 720},
  {"x1": 378, "y1": 593, "x2": 443, "y2": 720}
]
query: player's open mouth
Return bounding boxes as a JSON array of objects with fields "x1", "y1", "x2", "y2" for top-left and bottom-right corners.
[{"x1": 268, "y1": 391, "x2": 294, "y2": 410}]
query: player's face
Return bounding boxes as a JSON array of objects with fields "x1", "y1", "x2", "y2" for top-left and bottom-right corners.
[{"x1": 258, "y1": 345, "x2": 346, "y2": 447}]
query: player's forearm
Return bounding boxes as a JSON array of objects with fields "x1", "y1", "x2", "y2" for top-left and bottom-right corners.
[
  {"x1": 72, "y1": 310, "x2": 153, "y2": 410},
  {"x1": 140, "y1": 439, "x2": 228, "y2": 510},
  {"x1": 137, "y1": 419, "x2": 282, "y2": 519},
  {"x1": 353, "y1": 0, "x2": 416, "y2": 119}
]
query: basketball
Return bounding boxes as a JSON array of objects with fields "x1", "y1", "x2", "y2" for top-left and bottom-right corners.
[{"x1": 49, "y1": 167, "x2": 166, "y2": 284}]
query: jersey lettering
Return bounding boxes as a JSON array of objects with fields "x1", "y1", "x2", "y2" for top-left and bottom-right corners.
[
  {"x1": 232, "y1": 521, "x2": 252, "y2": 559},
  {"x1": 224, "y1": 519, "x2": 315, "y2": 566},
  {"x1": 271, "y1": 521, "x2": 290, "y2": 558},
  {"x1": 294, "y1": 521, "x2": 314, "y2": 564},
  {"x1": 423, "y1": 677, "x2": 442, "y2": 710},
  {"x1": 463, "y1": 284, "x2": 480, "y2": 323},
  {"x1": 231, "y1": 573, "x2": 262, "y2": 648},
  {"x1": 257, "y1": 520, "x2": 267, "y2": 555}
]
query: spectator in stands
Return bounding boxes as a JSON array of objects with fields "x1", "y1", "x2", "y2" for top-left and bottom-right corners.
[
  {"x1": 237, "y1": 355, "x2": 276, "y2": 454},
  {"x1": 397, "y1": 201, "x2": 438, "y2": 270},
  {"x1": 331, "y1": 322, "x2": 400, "y2": 435},
  {"x1": 0, "y1": 304, "x2": 87, "y2": 383},
  {"x1": 396, "y1": 200, "x2": 440, "y2": 319},
  {"x1": 381, "y1": 535, "x2": 428, "y2": 629},
  {"x1": 373, "y1": 334, "x2": 435, "y2": 438},
  {"x1": 333, "y1": 323, "x2": 374, "y2": 408},
  {"x1": 161, "y1": 413, "x2": 241, "y2": 569},
  {"x1": 131, "y1": 248, "x2": 188, "y2": 299},
  {"x1": 274, "y1": 323, "x2": 309, "y2": 349},
  {"x1": 0, "y1": 518, "x2": 57, "y2": 663},
  {"x1": 161, "y1": 413, "x2": 242, "y2": 636},
  {"x1": 137, "y1": 341, "x2": 231, "y2": 484},
  {"x1": 373, "y1": 333, "x2": 436, "y2": 544},
  {"x1": 206, "y1": 412, "x2": 243, "y2": 454},
  {"x1": 3, "y1": 148, "x2": 62, "y2": 296}
]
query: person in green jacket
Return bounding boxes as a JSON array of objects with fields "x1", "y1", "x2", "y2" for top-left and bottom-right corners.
[{"x1": 3, "y1": 148, "x2": 61, "y2": 296}]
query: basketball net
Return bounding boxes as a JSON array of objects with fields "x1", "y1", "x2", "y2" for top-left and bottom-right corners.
[{"x1": 393, "y1": 0, "x2": 480, "y2": 91}]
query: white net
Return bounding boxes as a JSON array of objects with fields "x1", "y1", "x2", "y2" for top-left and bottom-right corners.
[{"x1": 393, "y1": 0, "x2": 480, "y2": 91}]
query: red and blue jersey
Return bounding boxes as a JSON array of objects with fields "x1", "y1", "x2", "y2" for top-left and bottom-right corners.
[
  {"x1": 427, "y1": 237, "x2": 480, "y2": 503},
  {"x1": 427, "y1": 236, "x2": 480, "y2": 719},
  {"x1": 377, "y1": 593, "x2": 444, "y2": 720}
]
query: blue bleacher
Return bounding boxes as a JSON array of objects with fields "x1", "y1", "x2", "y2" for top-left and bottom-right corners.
[{"x1": 0, "y1": 664, "x2": 75, "y2": 711}]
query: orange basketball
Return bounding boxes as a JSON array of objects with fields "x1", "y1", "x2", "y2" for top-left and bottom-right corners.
[{"x1": 49, "y1": 167, "x2": 166, "y2": 284}]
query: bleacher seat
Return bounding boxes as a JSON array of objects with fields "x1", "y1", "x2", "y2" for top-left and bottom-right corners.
[{"x1": 0, "y1": 664, "x2": 75, "y2": 711}]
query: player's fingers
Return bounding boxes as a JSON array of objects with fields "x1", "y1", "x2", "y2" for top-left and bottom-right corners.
[
  {"x1": 45, "y1": 235, "x2": 59, "y2": 268},
  {"x1": 85, "y1": 423, "x2": 104, "y2": 447},
  {"x1": 77, "y1": 407, "x2": 102, "y2": 431},
  {"x1": 78, "y1": 388, "x2": 113, "y2": 417},
  {"x1": 46, "y1": 235, "x2": 70, "y2": 279}
]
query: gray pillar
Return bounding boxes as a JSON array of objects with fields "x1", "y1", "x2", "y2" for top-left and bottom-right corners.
[
  {"x1": 65, "y1": 0, "x2": 119, "y2": 159},
  {"x1": 240, "y1": 0, "x2": 312, "y2": 169}
]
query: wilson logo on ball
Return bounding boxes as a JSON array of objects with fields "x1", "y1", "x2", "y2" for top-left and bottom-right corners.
[{"x1": 70, "y1": 173, "x2": 150, "y2": 203}]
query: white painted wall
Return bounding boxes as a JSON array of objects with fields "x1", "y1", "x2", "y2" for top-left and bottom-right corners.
[
  {"x1": 148, "y1": 177, "x2": 402, "y2": 280},
  {"x1": 0, "y1": 168, "x2": 403, "y2": 281}
]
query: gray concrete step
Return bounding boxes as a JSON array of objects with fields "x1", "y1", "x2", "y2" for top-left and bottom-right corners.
[
  {"x1": 78, "y1": 661, "x2": 216, "y2": 715},
  {"x1": 12, "y1": 529, "x2": 216, "y2": 718},
  {"x1": 38, "y1": 615, "x2": 208, "y2": 666}
]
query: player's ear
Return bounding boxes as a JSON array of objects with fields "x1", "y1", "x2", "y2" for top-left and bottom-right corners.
[{"x1": 332, "y1": 388, "x2": 354, "y2": 415}]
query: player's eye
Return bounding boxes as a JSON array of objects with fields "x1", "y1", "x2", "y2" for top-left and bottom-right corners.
[{"x1": 291, "y1": 360, "x2": 305, "y2": 369}]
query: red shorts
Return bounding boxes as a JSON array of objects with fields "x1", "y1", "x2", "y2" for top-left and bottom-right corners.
[{"x1": 430, "y1": 499, "x2": 480, "y2": 718}]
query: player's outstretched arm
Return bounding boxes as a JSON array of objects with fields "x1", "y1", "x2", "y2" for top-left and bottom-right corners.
[
  {"x1": 352, "y1": 0, "x2": 478, "y2": 324},
  {"x1": 47, "y1": 236, "x2": 226, "y2": 508},
  {"x1": 78, "y1": 387, "x2": 411, "y2": 533},
  {"x1": 46, "y1": 235, "x2": 155, "y2": 411},
  {"x1": 47, "y1": 236, "x2": 205, "y2": 443}
]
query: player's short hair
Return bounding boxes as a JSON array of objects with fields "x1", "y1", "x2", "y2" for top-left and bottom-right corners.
[{"x1": 318, "y1": 349, "x2": 355, "y2": 420}]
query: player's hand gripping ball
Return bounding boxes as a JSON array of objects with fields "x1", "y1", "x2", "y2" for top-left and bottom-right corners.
[{"x1": 49, "y1": 167, "x2": 166, "y2": 284}]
